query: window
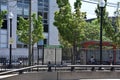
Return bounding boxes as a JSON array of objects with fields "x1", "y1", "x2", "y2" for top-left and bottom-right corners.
[
  {"x1": 44, "y1": 12, "x2": 48, "y2": 19},
  {"x1": 44, "y1": 39, "x2": 47, "y2": 45},
  {"x1": 1, "y1": 20, "x2": 7, "y2": 29},
  {"x1": 43, "y1": 20, "x2": 48, "y2": 24},
  {"x1": 44, "y1": 24, "x2": 48, "y2": 32},
  {"x1": 0, "y1": 29, "x2": 7, "y2": 48},
  {"x1": 38, "y1": 12, "x2": 42, "y2": 16},
  {"x1": 17, "y1": 0, "x2": 30, "y2": 16},
  {"x1": 0, "y1": 0, "x2": 7, "y2": 11}
]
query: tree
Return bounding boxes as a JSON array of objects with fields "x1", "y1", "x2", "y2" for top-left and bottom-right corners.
[
  {"x1": 85, "y1": 19, "x2": 100, "y2": 41},
  {"x1": 112, "y1": 10, "x2": 120, "y2": 47},
  {"x1": 95, "y1": 0, "x2": 115, "y2": 42},
  {"x1": 95, "y1": 0, "x2": 120, "y2": 48},
  {"x1": 17, "y1": 13, "x2": 44, "y2": 64},
  {"x1": 54, "y1": 0, "x2": 87, "y2": 64},
  {"x1": 0, "y1": 11, "x2": 7, "y2": 28}
]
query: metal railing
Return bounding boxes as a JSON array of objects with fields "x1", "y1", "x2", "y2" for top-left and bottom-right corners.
[{"x1": 1, "y1": 64, "x2": 120, "y2": 76}]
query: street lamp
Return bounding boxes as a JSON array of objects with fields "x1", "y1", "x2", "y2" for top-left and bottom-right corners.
[
  {"x1": 8, "y1": 12, "x2": 14, "y2": 68},
  {"x1": 99, "y1": 0, "x2": 105, "y2": 65}
]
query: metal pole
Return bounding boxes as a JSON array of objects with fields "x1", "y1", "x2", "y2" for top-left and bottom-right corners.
[
  {"x1": 37, "y1": 45, "x2": 39, "y2": 65},
  {"x1": 100, "y1": 7, "x2": 103, "y2": 65},
  {"x1": 42, "y1": 45, "x2": 44, "y2": 65},
  {"x1": 55, "y1": 48, "x2": 56, "y2": 71},
  {"x1": 28, "y1": 0, "x2": 32, "y2": 66},
  {"x1": 9, "y1": 18, "x2": 12, "y2": 68}
]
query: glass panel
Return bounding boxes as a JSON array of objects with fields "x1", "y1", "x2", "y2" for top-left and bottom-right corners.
[
  {"x1": 43, "y1": 20, "x2": 48, "y2": 24},
  {"x1": 17, "y1": 2, "x2": 23, "y2": 15},
  {"x1": 1, "y1": 35, "x2": 7, "y2": 43},
  {"x1": 38, "y1": 6, "x2": 44, "y2": 11},
  {"x1": 38, "y1": 0, "x2": 43, "y2": 2},
  {"x1": 1, "y1": 44, "x2": 7, "y2": 48},
  {"x1": 24, "y1": 0, "x2": 29, "y2": 4},
  {"x1": 44, "y1": 12, "x2": 48, "y2": 19},
  {"x1": 17, "y1": 7, "x2": 22, "y2": 15},
  {"x1": 1, "y1": 20, "x2": 7, "y2": 29},
  {"x1": 38, "y1": 40, "x2": 43, "y2": 45},
  {"x1": 38, "y1": 12, "x2": 42, "y2": 16},
  {"x1": 24, "y1": 8, "x2": 29, "y2": 16},
  {"x1": 44, "y1": 8, "x2": 48, "y2": 11},
  {"x1": 44, "y1": 39, "x2": 47, "y2": 45},
  {"x1": 44, "y1": 4, "x2": 49, "y2": 7},
  {"x1": 17, "y1": 0, "x2": 22, "y2": 3},
  {"x1": 44, "y1": 24, "x2": 48, "y2": 32},
  {"x1": 1, "y1": 5, "x2": 7, "y2": 11},
  {"x1": 44, "y1": 0, "x2": 48, "y2": 2},
  {"x1": 1, "y1": 29, "x2": 7, "y2": 34}
]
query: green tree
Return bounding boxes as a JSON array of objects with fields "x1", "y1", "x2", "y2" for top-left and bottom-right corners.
[
  {"x1": 54, "y1": 0, "x2": 87, "y2": 64},
  {"x1": 0, "y1": 11, "x2": 7, "y2": 28},
  {"x1": 85, "y1": 19, "x2": 100, "y2": 41},
  {"x1": 113, "y1": 10, "x2": 120, "y2": 47},
  {"x1": 17, "y1": 13, "x2": 44, "y2": 64},
  {"x1": 95, "y1": 0, "x2": 115, "y2": 42},
  {"x1": 95, "y1": 0, "x2": 120, "y2": 48}
]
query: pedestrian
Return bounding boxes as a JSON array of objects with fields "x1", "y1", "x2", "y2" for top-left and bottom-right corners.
[
  {"x1": 109, "y1": 57, "x2": 113, "y2": 65},
  {"x1": 90, "y1": 56, "x2": 95, "y2": 64}
]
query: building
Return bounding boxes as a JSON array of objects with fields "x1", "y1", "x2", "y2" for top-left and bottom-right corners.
[{"x1": 0, "y1": 0, "x2": 59, "y2": 57}]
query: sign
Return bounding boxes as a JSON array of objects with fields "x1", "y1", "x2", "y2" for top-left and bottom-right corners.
[{"x1": 9, "y1": 38, "x2": 14, "y2": 44}]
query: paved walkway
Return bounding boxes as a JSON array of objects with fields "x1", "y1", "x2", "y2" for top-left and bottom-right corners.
[
  {"x1": 0, "y1": 74, "x2": 17, "y2": 79},
  {"x1": 80, "y1": 79, "x2": 120, "y2": 80}
]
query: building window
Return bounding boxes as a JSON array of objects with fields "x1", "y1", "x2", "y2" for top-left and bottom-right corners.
[
  {"x1": 1, "y1": 20, "x2": 7, "y2": 29},
  {"x1": 17, "y1": 0, "x2": 29, "y2": 17},
  {"x1": 44, "y1": 39, "x2": 47, "y2": 45},
  {"x1": 38, "y1": 0, "x2": 49, "y2": 33},
  {"x1": 0, "y1": 0, "x2": 7, "y2": 11},
  {"x1": 43, "y1": 12, "x2": 48, "y2": 19},
  {"x1": 38, "y1": 12, "x2": 42, "y2": 16},
  {"x1": 44, "y1": 24, "x2": 48, "y2": 32},
  {"x1": 0, "y1": 29, "x2": 7, "y2": 48}
]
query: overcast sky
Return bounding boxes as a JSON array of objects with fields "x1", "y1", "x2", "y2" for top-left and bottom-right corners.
[{"x1": 69, "y1": 0, "x2": 120, "y2": 19}]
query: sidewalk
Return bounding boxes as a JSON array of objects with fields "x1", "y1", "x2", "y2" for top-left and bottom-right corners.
[{"x1": 0, "y1": 74, "x2": 17, "y2": 79}]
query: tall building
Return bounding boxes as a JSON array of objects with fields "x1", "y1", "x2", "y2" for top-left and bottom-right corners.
[{"x1": 0, "y1": 0, "x2": 59, "y2": 56}]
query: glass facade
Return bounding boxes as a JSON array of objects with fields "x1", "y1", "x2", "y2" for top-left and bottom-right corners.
[
  {"x1": 16, "y1": 0, "x2": 49, "y2": 47},
  {"x1": 17, "y1": 0, "x2": 29, "y2": 17},
  {"x1": 0, "y1": 0, "x2": 7, "y2": 48},
  {"x1": 38, "y1": 0, "x2": 49, "y2": 45},
  {"x1": 17, "y1": 0, "x2": 30, "y2": 48},
  {"x1": 0, "y1": 0, "x2": 7, "y2": 11}
]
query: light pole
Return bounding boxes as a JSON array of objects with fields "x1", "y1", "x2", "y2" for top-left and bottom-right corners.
[
  {"x1": 8, "y1": 12, "x2": 14, "y2": 68},
  {"x1": 99, "y1": 0, "x2": 105, "y2": 65}
]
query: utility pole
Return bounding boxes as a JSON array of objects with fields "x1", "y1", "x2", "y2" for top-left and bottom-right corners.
[
  {"x1": 28, "y1": 0, "x2": 32, "y2": 66},
  {"x1": 116, "y1": 2, "x2": 120, "y2": 27}
]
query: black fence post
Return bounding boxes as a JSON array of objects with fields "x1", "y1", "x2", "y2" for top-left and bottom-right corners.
[
  {"x1": 48, "y1": 61, "x2": 52, "y2": 72},
  {"x1": 71, "y1": 66, "x2": 74, "y2": 71},
  {"x1": 110, "y1": 67, "x2": 114, "y2": 71},
  {"x1": 91, "y1": 67, "x2": 95, "y2": 71}
]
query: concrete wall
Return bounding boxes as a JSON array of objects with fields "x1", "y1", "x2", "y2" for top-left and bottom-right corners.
[
  {"x1": 1, "y1": 71, "x2": 120, "y2": 80},
  {"x1": 48, "y1": 0, "x2": 59, "y2": 45},
  {"x1": 44, "y1": 48, "x2": 62, "y2": 64}
]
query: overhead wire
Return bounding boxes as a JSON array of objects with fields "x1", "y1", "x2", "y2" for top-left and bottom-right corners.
[{"x1": 81, "y1": 0, "x2": 118, "y2": 7}]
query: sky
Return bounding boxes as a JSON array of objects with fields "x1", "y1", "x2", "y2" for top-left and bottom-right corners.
[{"x1": 69, "y1": 0, "x2": 120, "y2": 19}]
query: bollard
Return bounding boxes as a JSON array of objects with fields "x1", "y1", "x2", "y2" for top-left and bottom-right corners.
[
  {"x1": 71, "y1": 66, "x2": 74, "y2": 71},
  {"x1": 110, "y1": 67, "x2": 114, "y2": 71},
  {"x1": 91, "y1": 67, "x2": 95, "y2": 71},
  {"x1": 19, "y1": 70, "x2": 23, "y2": 74},
  {"x1": 48, "y1": 61, "x2": 52, "y2": 72}
]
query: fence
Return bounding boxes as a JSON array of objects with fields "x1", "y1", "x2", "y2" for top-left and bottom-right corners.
[{"x1": 1, "y1": 47, "x2": 120, "y2": 71}]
